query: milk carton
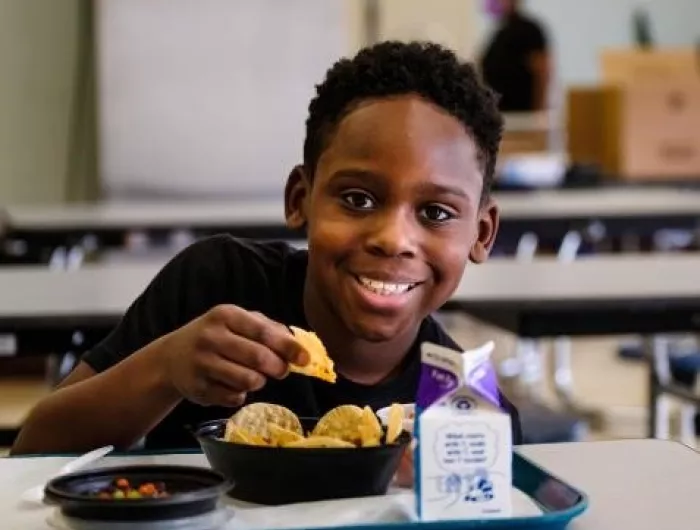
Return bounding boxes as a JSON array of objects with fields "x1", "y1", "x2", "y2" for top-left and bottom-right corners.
[{"x1": 415, "y1": 341, "x2": 512, "y2": 521}]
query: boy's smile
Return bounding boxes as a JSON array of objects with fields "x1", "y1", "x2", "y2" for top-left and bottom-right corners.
[{"x1": 286, "y1": 94, "x2": 498, "y2": 366}]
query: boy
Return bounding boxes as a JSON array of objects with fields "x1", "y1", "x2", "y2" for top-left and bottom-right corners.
[{"x1": 12, "y1": 41, "x2": 520, "y2": 454}]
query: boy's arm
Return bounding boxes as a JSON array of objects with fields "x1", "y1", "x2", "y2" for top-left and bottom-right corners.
[
  {"x1": 11, "y1": 238, "x2": 230, "y2": 455},
  {"x1": 11, "y1": 338, "x2": 182, "y2": 455}
]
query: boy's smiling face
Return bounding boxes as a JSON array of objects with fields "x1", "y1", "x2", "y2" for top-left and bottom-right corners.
[{"x1": 286, "y1": 94, "x2": 499, "y2": 343}]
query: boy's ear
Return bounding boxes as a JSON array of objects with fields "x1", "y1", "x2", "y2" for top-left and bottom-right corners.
[
  {"x1": 284, "y1": 165, "x2": 310, "y2": 231},
  {"x1": 469, "y1": 198, "x2": 500, "y2": 263}
]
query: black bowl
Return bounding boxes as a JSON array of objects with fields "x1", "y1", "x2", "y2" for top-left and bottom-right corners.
[
  {"x1": 44, "y1": 465, "x2": 230, "y2": 522},
  {"x1": 194, "y1": 418, "x2": 411, "y2": 505}
]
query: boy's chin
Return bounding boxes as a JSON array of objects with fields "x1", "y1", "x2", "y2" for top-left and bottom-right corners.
[{"x1": 346, "y1": 317, "x2": 415, "y2": 343}]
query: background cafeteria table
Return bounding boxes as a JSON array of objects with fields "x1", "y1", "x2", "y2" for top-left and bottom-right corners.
[
  {"x1": 445, "y1": 254, "x2": 700, "y2": 439},
  {"x1": 496, "y1": 186, "x2": 700, "y2": 245},
  {"x1": 4, "y1": 187, "x2": 700, "y2": 262},
  {"x1": 4, "y1": 253, "x2": 700, "y2": 355},
  {"x1": 2, "y1": 439, "x2": 698, "y2": 529},
  {"x1": 0, "y1": 263, "x2": 158, "y2": 356}
]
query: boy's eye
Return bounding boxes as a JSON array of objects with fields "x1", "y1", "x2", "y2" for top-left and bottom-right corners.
[
  {"x1": 420, "y1": 204, "x2": 454, "y2": 223},
  {"x1": 341, "y1": 190, "x2": 376, "y2": 210}
]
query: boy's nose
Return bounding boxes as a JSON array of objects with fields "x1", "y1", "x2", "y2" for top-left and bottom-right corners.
[{"x1": 364, "y1": 210, "x2": 418, "y2": 259}]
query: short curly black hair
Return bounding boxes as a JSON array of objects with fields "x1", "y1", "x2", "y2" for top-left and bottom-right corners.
[{"x1": 303, "y1": 40, "x2": 503, "y2": 200}]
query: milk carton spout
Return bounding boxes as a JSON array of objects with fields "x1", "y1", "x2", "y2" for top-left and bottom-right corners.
[
  {"x1": 416, "y1": 341, "x2": 500, "y2": 411},
  {"x1": 462, "y1": 341, "x2": 501, "y2": 410}
]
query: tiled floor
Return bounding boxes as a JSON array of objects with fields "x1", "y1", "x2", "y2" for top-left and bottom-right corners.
[{"x1": 0, "y1": 315, "x2": 693, "y2": 453}]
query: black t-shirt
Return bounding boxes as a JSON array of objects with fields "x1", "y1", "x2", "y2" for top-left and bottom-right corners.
[
  {"x1": 480, "y1": 12, "x2": 548, "y2": 112},
  {"x1": 82, "y1": 236, "x2": 521, "y2": 449}
]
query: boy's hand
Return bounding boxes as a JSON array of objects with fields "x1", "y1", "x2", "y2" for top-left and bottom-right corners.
[{"x1": 160, "y1": 305, "x2": 309, "y2": 407}]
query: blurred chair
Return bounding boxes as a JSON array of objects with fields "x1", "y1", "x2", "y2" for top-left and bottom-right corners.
[
  {"x1": 674, "y1": 354, "x2": 700, "y2": 447},
  {"x1": 499, "y1": 231, "x2": 588, "y2": 444},
  {"x1": 498, "y1": 232, "x2": 542, "y2": 389},
  {"x1": 46, "y1": 245, "x2": 87, "y2": 386},
  {"x1": 650, "y1": 228, "x2": 700, "y2": 446},
  {"x1": 500, "y1": 230, "x2": 584, "y2": 407},
  {"x1": 550, "y1": 231, "x2": 582, "y2": 408}
]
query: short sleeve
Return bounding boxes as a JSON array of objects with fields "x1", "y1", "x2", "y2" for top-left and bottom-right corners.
[{"x1": 81, "y1": 237, "x2": 234, "y2": 373}]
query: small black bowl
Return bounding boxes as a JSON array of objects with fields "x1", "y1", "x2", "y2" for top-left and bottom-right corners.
[
  {"x1": 44, "y1": 465, "x2": 231, "y2": 522},
  {"x1": 194, "y1": 418, "x2": 411, "y2": 505}
]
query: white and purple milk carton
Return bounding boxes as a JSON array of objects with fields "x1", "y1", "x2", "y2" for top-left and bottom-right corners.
[{"x1": 415, "y1": 341, "x2": 512, "y2": 521}]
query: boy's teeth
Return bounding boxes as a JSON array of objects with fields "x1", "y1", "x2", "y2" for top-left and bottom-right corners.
[{"x1": 357, "y1": 275, "x2": 414, "y2": 295}]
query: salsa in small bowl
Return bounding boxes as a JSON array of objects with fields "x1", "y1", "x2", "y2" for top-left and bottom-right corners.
[{"x1": 44, "y1": 465, "x2": 230, "y2": 523}]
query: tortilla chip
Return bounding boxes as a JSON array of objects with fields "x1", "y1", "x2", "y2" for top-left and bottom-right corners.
[
  {"x1": 228, "y1": 402, "x2": 303, "y2": 441},
  {"x1": 267, "y1": 423, "x2": 305, "y2": 447},
  {"x1": 385, "y1": 403, "x2": 404, "y2": 444},
  {"x1": 223, "y1": 423, "x2": 268, "y2": 446},
  {"x1": 289, "y1": 326, "x2": 337, "y2": 383},
  {"x1": 222, "y1": 401, "x2": 402, "y2": 450},
  {"x1": 358, "y1": 406, "x2": 382, "y2": 447},
  {"x1": 312, "y1": 405, "x2": 365, "y2": 445},
  {"x1": 284, "y1": 436, "x2": 355, "y2": 449}
]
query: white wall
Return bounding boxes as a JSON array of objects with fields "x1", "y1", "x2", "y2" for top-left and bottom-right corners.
[
  {"x1": 97, "y1": 0, "x2": 485, "y2": 200},
  {"x1": 1, "y1": 0, "x2": 696, "y2": 203},
  {"x1": 2, "y1": 0, "x2": 479, "y2": 204},
  {"x1": 0, "y1": 0, "x2": 79, "y2": 204},
  {"x1": 378, "y1": 0, "x2": 478, "y2": 59},
  {"x1": 98, "y1": 0, "x2": 347, "y2": 199}
]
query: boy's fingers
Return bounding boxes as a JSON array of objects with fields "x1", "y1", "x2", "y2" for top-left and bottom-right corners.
[
  {"x1": 202, "y1": 352, "x2": 267, "y2": 393},
  {"x1": 216, "y1": 306, "x2": 308, "y2": 365},
  {"x1": 210, "y1": 331, "x2": 289, "y2": 380}
]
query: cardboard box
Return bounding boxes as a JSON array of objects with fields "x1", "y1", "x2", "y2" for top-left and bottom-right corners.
[
  {"x1": 567, "y1": 81, "x2": 700, "y2": 181},
  {"x1": 601, "y1": 48, "x2": 698, "y2": 85}
]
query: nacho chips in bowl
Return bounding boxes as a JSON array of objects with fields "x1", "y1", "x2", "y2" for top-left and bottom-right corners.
[{"x1": 194, "y1": 402, "x2": 410, "y2": 505}]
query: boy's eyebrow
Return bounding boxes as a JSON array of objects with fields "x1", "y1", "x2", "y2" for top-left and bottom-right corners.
[
  {"x1": 414, "y1": 181, "x2": 469, "y2": 200},
  {"x1": 327, "y1": 168, "x2": 383, "y2": 183},
  {"x1": 328, "y1": 169, "x2": 469, "y2": 198}
]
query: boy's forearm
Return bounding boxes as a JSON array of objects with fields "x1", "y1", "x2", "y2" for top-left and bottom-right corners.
[{"x1": 11, "y1": 339, "x2": 182, "y2": 455}]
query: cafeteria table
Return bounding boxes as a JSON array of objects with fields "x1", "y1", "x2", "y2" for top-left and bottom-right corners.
[
  {"x1": 444, "y1": 254, "x2": 700, "y2": 437},
  {"x1": 1, "y1": 253, "x2": 699, "y2": 354},
  {"x1": 2, "y1": 439, "x2": 698, "y2": 529},
  {"x1": 496, "y1": 186, "x2": 700, "y2": 243},
  {"x1": 3, "y1": 254, "x2": 700, "y2": 439},
  {"x1": 0, "y1": 199, "x2": 294, "y2": 265},
  {"x1": 0, "y1": 263, "x2": 159, "y2": 357},
  {"x1": 4, "y1": 187, "x2": 700, "y2": 260}
]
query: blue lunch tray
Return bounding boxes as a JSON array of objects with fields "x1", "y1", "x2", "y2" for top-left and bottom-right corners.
[{"x1": 295, "y1": 451, "x2": 588, "y2": 530}]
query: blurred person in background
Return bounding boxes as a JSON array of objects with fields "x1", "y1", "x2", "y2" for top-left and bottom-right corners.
[{"x1": 479, "y1": 0, "x2": 551, "y2": 112}]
